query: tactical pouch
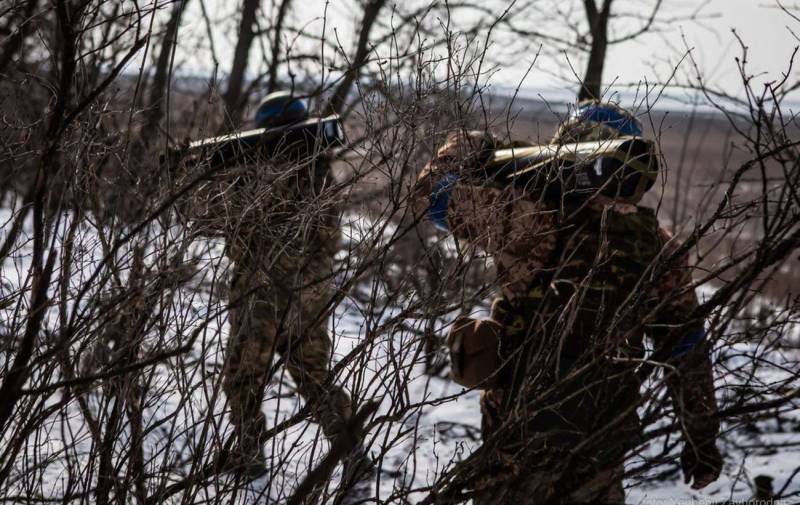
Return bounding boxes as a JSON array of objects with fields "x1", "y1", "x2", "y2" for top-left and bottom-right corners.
[{"x1": 447, "y1": 317, "x2": 503, "y2": 389}]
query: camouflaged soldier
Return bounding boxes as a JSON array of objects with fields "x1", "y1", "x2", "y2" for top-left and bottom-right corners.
[
  {"x1": 417, "y1": 101, "x2": 722, "y2": 504},
  {"x1": 191, "y1": 92, "x2": 355, "y2": 477}
]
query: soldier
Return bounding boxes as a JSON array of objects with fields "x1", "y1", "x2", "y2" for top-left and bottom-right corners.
[
  {"x1": 416, "y1": 101, "x2": 722, "y2": 504},
  {"x1": 191, "y1": 92, "x2": 361, "y2": 478}
]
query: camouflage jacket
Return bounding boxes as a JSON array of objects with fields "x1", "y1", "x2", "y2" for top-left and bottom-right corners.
[
  {"x1": 183, "y1": 153, "x2": 340, "y2": 271},
  {"x1": 418, "y1": 130, "x2": 719, "y2": 445}
]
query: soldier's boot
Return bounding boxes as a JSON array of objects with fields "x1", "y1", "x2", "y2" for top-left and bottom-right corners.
[
  {"x1": 342, "y1": 444, "x2": 375, "y2": 483},
  {"x1": 336, "y1": 445, "x2": 376, "y2": 505},
  {"x1": 311, "y1": 386, "x2": 376, "y2": 494},
  {"x1": 227, "y1": 444, "x2": 269, "y2": 480},
  {"x1": 218, "y1": 420, "x2": 269, "y2": 479},
  {"x1": 221, "y1": 393, "x2": 270, "y2": 479}
]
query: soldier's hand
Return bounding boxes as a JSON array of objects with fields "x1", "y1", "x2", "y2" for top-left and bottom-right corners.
[{"x1": 680, "y1": 440, "x2": 722, "y2": 489}]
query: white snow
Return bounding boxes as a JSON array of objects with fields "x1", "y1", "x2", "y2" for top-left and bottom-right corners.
[{"x1": 1, "y1": 206, "x2": 799, "y2": 504}]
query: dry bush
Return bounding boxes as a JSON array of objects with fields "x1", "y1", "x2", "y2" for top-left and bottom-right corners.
[{"x1": 0, "y1": 0, "x2": 799, "y2": 504}]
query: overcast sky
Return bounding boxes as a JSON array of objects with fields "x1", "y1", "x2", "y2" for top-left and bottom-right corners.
[
  {"x1": 184, "y1": 0, "x2": 798, "y2": 105},
  {"x1": 589, "y1": 0, "x2": 798, "y2": 100}
]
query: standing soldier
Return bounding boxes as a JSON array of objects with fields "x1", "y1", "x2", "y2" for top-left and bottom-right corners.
[
  {"x1": 190, "y1": 92, "x2": 361, "y2": 478},
  {"x1": 416, "y1": 101, "x2": 722, "y2": 504}
]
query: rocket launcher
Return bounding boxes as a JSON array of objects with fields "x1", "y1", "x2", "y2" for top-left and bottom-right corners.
[
  {"x1": 175, "y1": 115, "x2": 344, "y2": 168},
  {"x1": 480, "y1": 137, "x2": 658, "y2": 203}
]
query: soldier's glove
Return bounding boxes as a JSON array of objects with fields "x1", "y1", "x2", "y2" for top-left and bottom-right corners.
[
  {"x1": 415, "y1": 130, "x2": 503, "y2": 229},
  {"x1": 447, "y1": 317, "x2": 503, "y2": 389},
  {"x1": 432, "y1": 130, "x2": 498, "y2": 173},
  {"x1": 680, "y1": 438, "x2": 722, "y2": 489}
]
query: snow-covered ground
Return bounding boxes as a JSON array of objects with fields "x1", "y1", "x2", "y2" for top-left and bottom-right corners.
[{"x1": 1, "y1": 206, "x2": 799, "y2": 504}]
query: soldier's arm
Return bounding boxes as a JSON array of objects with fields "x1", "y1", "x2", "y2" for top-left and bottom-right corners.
[
  {"x1": 415, "y1": 131, "x2": 554, "y2": 257},
  {"x1": 648, "y1": 227, "x2": 721, "y2": 489}
]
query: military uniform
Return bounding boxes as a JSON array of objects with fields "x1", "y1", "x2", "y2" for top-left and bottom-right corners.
[
  {"x1": 190, "y1": 152, "x2": 352, "y2": 463},
  {"x1": 418, "y1": 130, "x2": 719, "y2": 504}
]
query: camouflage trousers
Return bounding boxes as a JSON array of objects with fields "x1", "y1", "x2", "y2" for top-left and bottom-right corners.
[
  {"x1": 222, "y1": 260, "x2": 352, "y2": 456},
  {"x1": 472, "y1": 389, "x2": 626, "y2": 505}
]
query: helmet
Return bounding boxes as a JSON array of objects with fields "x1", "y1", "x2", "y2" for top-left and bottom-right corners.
[
  {"x1": 552, "y1": 100, "x2": 643, "y2": 144},
  {"x1": 254, "y1": 91, "x2": 308, "y2": 129}
]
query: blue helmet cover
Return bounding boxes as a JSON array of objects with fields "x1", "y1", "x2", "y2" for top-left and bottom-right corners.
[
  {"x1": 575, "y1": 103, "x2": 643, "y2": 137},
  {"x1": 255, "y1": 96, "x2": 307, "y2": 128}
]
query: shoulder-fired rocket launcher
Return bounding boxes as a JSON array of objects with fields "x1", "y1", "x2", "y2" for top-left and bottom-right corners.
[
  {"x1": 170, "y1": 115, "x2": 344, "y2": 168},
  {"x1": 479, "y1": 137, "x2": 658, "y2": 203}
]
